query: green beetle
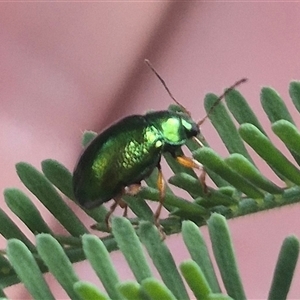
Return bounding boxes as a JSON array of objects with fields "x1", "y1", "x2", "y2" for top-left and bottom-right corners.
[
  {"x1": 73, "y1": 109, "x2": 202, "y2": 225},
  {"x1": 72, "y1": 61, "x2": 246, "y2": 228}
]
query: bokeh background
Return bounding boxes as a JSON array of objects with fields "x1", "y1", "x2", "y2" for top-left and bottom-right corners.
[{"x1": 1, "y1": 2, "x2": 300, "y2": 299}]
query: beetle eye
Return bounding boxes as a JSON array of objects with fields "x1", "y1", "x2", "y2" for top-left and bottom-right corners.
[{"x1": 182, "y1": 119, "x2": 199, "y2": 137}]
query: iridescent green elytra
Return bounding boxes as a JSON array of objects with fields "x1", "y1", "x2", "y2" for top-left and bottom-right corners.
[{"x1": 72, "y1": 110, "x2": 199, "y2": 209}]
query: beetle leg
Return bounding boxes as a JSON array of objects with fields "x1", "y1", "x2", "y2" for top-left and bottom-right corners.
[
  {"x1": 123, "y1": 183, "x2": 141, "y2": 218},
  {"x1": 176, "y1": 155, "x2": 202, "y2": 169},
  {"x1": 117, "y1": 197, "x2": 128, "y2": 218},
  {"x1": 105, "y1": 197, "x2": 120, "y2": 229},
  {"x1": 176, "y1": 156, "x2": 207, "y2": 193},
  {"x1": 104, "y1": 188, "x2": 128, "y2": 228},
  {"x1": 153, "y1": 164, "x2": 166, "y2": 238},
  {"x1": 122, "y1": 204, "x2": 128, "y2": 218},
  {"x1": 104, "y1": 184, "x2": 141, "y2": 229}
]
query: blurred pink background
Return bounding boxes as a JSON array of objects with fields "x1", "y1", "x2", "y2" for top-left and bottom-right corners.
[{"x1": 1, "y1": 3, "x2": 300, "y2": 299}]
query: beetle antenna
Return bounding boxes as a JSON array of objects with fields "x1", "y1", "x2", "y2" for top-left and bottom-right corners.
[
  {"x1": 144, "y1": 59, "x2": 189, "y2": 114},
  {"x1": 144, "y1": 60, "x2": 247, "y2": 126},
  {"x1": 197, "y1": 77, "x2": 248, "y2": 126}
]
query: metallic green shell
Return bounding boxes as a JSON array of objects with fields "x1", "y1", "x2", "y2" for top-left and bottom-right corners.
[{"x1": 72, "y1": 110, "x2": 199, "y2": 208}]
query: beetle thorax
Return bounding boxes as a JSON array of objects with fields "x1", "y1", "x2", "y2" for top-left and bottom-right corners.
[{"x1": 160, "y1": 117, "x2": 183, "y2": 144}]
